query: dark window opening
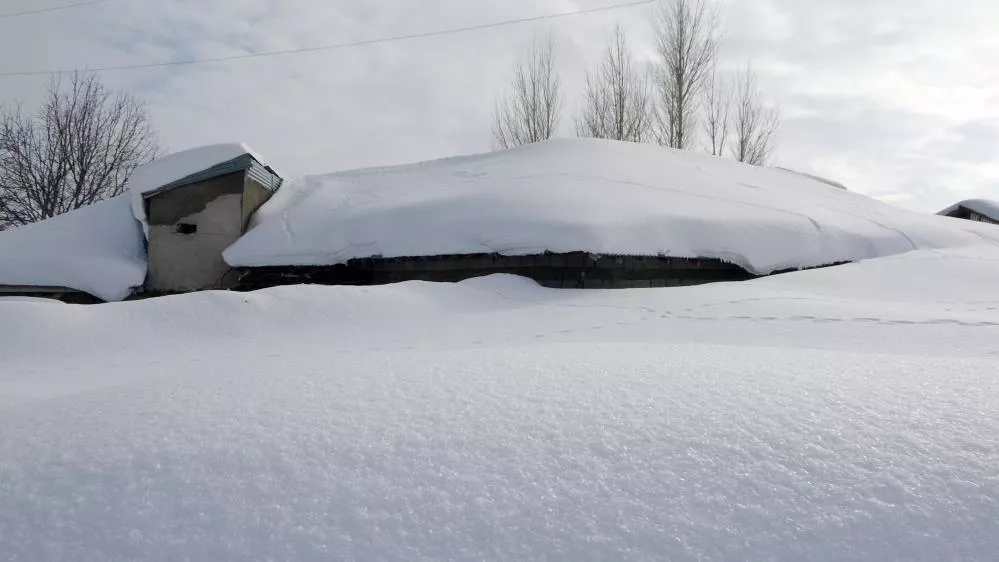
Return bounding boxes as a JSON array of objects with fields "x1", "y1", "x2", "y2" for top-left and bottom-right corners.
[{"x1": 175, "y1": 223, "x2": 197, "y2": 235}]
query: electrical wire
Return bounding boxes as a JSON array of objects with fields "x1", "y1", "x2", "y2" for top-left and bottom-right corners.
[
  {"x1": 0, "y1": 0, "x2": 657, "y2": 77},
  {"x1": 0, "y1": 0, "x2": 111, "y2": 20}
]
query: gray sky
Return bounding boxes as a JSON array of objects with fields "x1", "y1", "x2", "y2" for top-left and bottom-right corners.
[{"x1": 2, "y1": 0, "x2": 997, "y2": 212}]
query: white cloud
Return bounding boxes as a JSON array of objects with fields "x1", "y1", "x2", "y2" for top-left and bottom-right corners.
[{"x1": 1, "y1": 0, "x2": 997, "y2": 211}]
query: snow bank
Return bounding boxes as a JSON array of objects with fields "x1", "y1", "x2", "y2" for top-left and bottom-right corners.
[
  {"x1": 226, "y1": 138, "x2": 999, "y2": 274},
  {"x1": 0, "y1": 194, "x2": 145, "y2": 301},
  {"x1": 127, "y1": 143, "x2": 262, "y2": 227},
  {"x1": 938, "y1": 198, "x2": 999, "y2": 221},
  {"x1": 3, "y1": 247, "x2": 999, "y2": 560}
]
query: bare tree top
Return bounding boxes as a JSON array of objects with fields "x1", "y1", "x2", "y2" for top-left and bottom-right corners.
[
  {"x1": 651, "y1": 0, "x2": 720, "y2": 150},
  {"x1": 492, "y1": 33, "x2": 563, "y2": 150},
  {"x1": 576, "y1": 24, "x2": 651, "y2": 143},
  {"x1": 0, "y1": 72, "x2": 159, "y2": 229}
]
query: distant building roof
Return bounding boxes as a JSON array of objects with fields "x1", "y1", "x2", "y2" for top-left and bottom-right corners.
[{"x1": 938, "y1": 199, "x2": 999, "y2": 223}]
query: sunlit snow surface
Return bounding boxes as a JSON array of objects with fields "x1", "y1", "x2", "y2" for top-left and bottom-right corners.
[{"x1": 2, "y1": 247, "x2": 999, "y2": 561}]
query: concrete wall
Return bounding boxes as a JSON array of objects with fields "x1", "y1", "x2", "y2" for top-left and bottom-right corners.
[{"x1": 146, "y1": 173, "x2": 247, "y2": 293}]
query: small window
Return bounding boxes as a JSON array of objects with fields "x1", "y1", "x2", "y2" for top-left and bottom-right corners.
[{"x1": 175, "y1": 223, "x2": 197, "y2": 235}]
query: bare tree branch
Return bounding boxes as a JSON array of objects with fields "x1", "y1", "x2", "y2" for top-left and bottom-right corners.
[
  {"x1": 702, "y1": 63, "x2": 732, "y2": 157},
  {"x1": 576, "y1": 24, "x2": 651, "y2": 143},
  {"x1": 0, "y1": 71, "x2": 159, "y2": 229},
  {"x1": 493, "y1": 34, "x2": 562, "y2": 149},
  {"x1": 651, "y1": 0, "x2": 719, "y2": 150},
  {"x1": 731, "y1": 65, "x2": 780, "y2": 166}
]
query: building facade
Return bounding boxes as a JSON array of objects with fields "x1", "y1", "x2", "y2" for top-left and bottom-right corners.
[{"x1": 142, "y1": 154, "x2": 282, "y2": 293}]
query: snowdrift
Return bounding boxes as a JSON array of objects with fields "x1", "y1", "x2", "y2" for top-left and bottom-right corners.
[
  {"x1": 226, "y1": 138, "x2": 999, "y2": 274},
  {"x1": 0, "y1": 194, "x2": 145, "y2": 301},
  {"x1": 3, "y1": 247, "x2": 999, "y2": 560}
]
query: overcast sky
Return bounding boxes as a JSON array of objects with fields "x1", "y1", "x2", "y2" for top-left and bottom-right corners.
[{"x1": 2, "y1": 0, "x2": 997, "y2": 212}]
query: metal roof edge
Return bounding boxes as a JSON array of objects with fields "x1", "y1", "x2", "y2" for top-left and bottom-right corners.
[{"x1": 142, "y1": 153, "x2": 260, "y2": 199}]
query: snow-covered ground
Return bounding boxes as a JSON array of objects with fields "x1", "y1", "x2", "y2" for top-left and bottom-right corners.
[
  {"x1": 227, "y1": 138, "x2": 999, "y2": 274},
  {"x1": 2, "y1": 246, "x2": 998, "y2": 561}
]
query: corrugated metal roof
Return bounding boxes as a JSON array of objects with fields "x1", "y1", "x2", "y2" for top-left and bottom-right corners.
[
  {"x1": 247, "y1": 159, "x2": 283, "y2": 192},
  {"x1": 143, "y1": 154, "x2": 283, "y2": 198}
]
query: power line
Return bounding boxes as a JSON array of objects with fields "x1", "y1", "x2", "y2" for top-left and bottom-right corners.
[
  {"x1": 0, "y1": 0, "x2": 111, "y2": 19},
  {"x1": 0, "y1": 0, "x2": 657, "y2": 77}
]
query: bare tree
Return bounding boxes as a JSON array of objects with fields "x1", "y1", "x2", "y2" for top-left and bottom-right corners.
[
  {"x1": 0, "y1": 72, "x2": 159, "y2": 229},
  {"x1": 702, "y1": 64, "x2": 732, "y2": 157},
  {"x1": 651, "y1": 0, "x2": 720, "y2": 150},
  {"x1": 731, "y1": 66, "x2": 780, "y2": 166},
  {"x1": 493, "y1": 34, "x2": 562, "y2": 149},
  {"x1": 576, "y1": 24, "x2": 651, "y2": 143}
]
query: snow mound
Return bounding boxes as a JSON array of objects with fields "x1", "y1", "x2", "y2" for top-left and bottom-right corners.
[
  {"x1": 938, "y1": 198, "x2": 999, "y2": 221},
  {"x1": 3, "y1": 247, "x2": 999, "y2": 560},
  {"x1": 0, "y1": 194, "x2": 145, "y2": 301},
  {"x1": 128, "y1": 143, "x2": 264, "y2": 227},
  {"x1": 225, "y1": 138, "x2": 999, "y2": 274}
]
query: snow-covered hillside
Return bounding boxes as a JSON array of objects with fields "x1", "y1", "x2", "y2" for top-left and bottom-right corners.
[
  {"x1": 3, "y1": 246, "x2": 999, "y2": 560},
  {"x1": 226, "y1": 138, "x2": 999, "y2": 274},
  {"x1": 0, "y1": 194, "x2": 146, "y2": 301}
]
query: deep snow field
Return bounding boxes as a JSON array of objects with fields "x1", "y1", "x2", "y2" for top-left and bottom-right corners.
[{"x1": 2, "y1": 246, "x2": 999, "y2": 561}]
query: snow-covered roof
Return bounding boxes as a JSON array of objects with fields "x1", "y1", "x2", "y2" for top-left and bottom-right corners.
[
  {"x1": 128, "y1": 143, "x2": 265, "y2": 228},
  {"x1": 938, "y1": 198, "x2": 999, "y2": 222},
  {"x1": 777, "y1": 168, "x2": 849, "y2": 190},
  {"x1": 225, "y1": 138, "x2": 999, "y2": 275},
  {"x1": 0, "y1": 143, "x2": 277, "y2": 301},
  {"x1": 0, "y1": 194, "x2": 145, "y2": 301}
]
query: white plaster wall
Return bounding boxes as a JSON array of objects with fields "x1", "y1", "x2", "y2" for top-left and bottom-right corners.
[{"x1": 146, "y1": 194, "x2": 243, "y2": 292}]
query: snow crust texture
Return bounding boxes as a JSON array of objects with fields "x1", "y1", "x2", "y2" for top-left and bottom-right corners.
[
  {"x1": 2, "y1": 247, "x2": 999, "y2": 560},
  {"x1": 0, "y1": 194, "x2": 145, "y2": 301},
  {"x1": 226, "y1": 138, "x2": 999, "y2": 273}
]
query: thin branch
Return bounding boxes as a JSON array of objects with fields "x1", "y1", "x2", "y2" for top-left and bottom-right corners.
[
  {"x1": 0, "y1": 71, "x2": 159, "y2": 229},
  {"x1": 576, "y1": 24, "x2": 651, "y2": 143}
]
